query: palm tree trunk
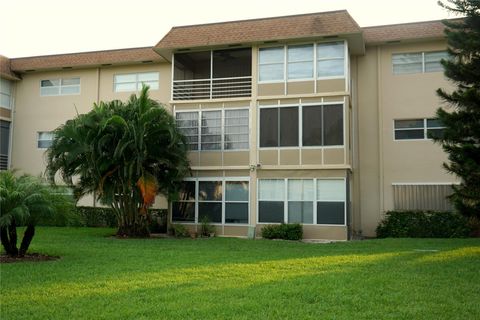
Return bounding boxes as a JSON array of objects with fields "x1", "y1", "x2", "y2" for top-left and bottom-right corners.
[
  {"x1": 19, "y1": 224, "x2": 35, "y2": 257},
  {"x1": 1, "y1": 227, "x2": 15, "y2": 256},
  {"x1": 1, "y1": 220, "x2": 19, "y2": 257}
]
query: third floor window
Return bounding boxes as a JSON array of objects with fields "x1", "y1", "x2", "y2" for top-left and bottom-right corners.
[{"x1": 392, "y1": 51, "x2": 448, "y2": 74}]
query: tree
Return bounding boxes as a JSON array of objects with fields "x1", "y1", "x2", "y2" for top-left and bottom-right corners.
[
  {"x1": 46, "y1": 86, "x2": 190, "y2": 237},
  {"x1": 435, "y1": 0, "x2": 480, "y2": 217},
  {"x1": 0, "y1": 171, "x2": 73, "y2": 257}
]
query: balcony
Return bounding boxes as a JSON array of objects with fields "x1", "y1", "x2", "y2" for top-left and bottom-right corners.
[{"x1": 173, "y1": 48, "x2": 251, "y2": 101}]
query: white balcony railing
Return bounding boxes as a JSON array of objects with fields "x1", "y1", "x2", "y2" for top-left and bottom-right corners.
[{"x1": 173, "y1": 76, "x2": 252, "y2": 100}]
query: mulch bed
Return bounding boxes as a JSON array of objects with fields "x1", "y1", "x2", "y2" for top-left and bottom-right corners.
[{"x1": 0, "y1": 253, "x2": 60, "y2": 264}]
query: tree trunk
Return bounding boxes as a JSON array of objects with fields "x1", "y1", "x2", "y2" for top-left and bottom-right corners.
[
  {"x1": 1, "y1": 227, "x2": 15, "y2": 256},
  {"x1": 19, "y1": 224, "x2": 35, "y2": 257},
  {"x1": 7, "y1": 220, "x2": 19, "y2": 257}
]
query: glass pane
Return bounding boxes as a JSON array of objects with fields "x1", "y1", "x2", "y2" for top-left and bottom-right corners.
[
  {"x1": 288, "y1": 61, "x2": 313, "y2": 79},
  {"x1": 258, "y1": 201, "x2": 284, "y2": 223},
  {"x1": 213, "y1": 48, "x2": 252, "y2": 78},
  {"x1": 317, "y1": 42, "x2": 345, "y2": 59},
  {"x1": 302, "y1": 105, "x2": 322, "y2": 146},
  {"x1": 392, "y1": 53, "x2": 423, "y2": 74},
  {"x1": 258, "y1": 179, "x2": 284, "y2": 201},
  {"x1": 425, "y1": 51, "x2": 448, "y2": 73},
  {"x1": 61, "y1": 78, "x2": 80, "y2": 85},
  {"x1": 259, "y1": 47, "x2": 284, "y2": 64},
  {"x1": 259, "y1": 64, "x2": 284, "y2": 81},
  {"x1": 0, "y1": 94, "x2": 11, "y2": 108},
  {"x1": 317, "y1": 180, "x2": 346, "y2": 201},
  {"x1": 0, "y1": 79, "x2": 11, "y2": 94},
  {"x1": 201, "y1": 111, "x2": 221, "y2": 151},
  {"x1": 427, "y1": 119, "x2": 443, "y2": 128},
  {"x1": 288, "y1": 44, "x2": 313, "y2": 62},
  {"x1": 225, "y1": 181, "x2": 249, "y2": 201},
  {"x1": 395, "y1": 129, "x2": 425, "y2": 140},
  {"x1": 41, "y1": 86, "x2": 60, "y2": 96},
  {"x1": 172, "y1": 202, "x2": 195, "y2": 222},
  {"x1": 288, "y1": 201, "x2": 313, "y2": 224},
  {"x1": 280, "y1": 107, "x2": 298, "y2": 147},
  {"x1": 198, "y1": 202, "x2": 222, "y2": 223},
  {"x1": 178, "y1": 181, "x2": 195, "y2": 201},
  {"x1": 60, "y1": 86, "x2": 80, "y2": 95},
  {"x1": 323, "y1": 104, "x2": 343, "y2": 146},
  {"x1": 0, "y1": 120, "x2": 10, "y2": 155},
  {"x1": 225, "y1": 203, "x2": 248, "y2": 224},
  {"x1": 114, "y1": 83, "x2": 136, "y2": 92},
  {"x1": 225, "y1": 109, "x2": 248, "y2": 150},
  {"x1": 198, "y1": 181, "x2": 222, "y2": 201},
  {"x1": 41, "y1": 79, "x2": 60, "y2": 87},
  {"x1": 394, "y1": 119, "x2": 424, "y2": 129},
  {"x1": 38, "y1": 132, "x2": 54, "y2": 140},
  {"x1": 260, "y1": 108, "x2": 278, "y2": 147},
  {"x1": 427, "y1": 128, "x2": 444, "y2": 139},
  {"x1": 138, "y1": 72, "x2": 158, "y2": 81},
  {"x1": 38, "y1": 140, "x2": 53, "y2": 149},
  {"x1": 288, "y1": 180, "x2": 314, "y2": 201},
  {"x1": 317, "y1": 59, "x2": 344, "y2": 77},
  {"x1": 317, "y1": 202, "x2": 345, "y2": 225},
  {"x1": 115, "y1": 74, "x2": 136, "y2": 83},
  {"x1": 138, "y1": 81, "x2": 159, "y2": 90}
]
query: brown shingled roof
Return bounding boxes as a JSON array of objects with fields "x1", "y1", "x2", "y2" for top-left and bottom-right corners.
[
  {"x1": 10, "y1": 47, "x2": 164, "y2": 73},
  {"x1": 363, "y1": 19, "x2": 451, "y2": 44},
  {"x1": 155, "y1": 10, "x2": 362, "y2": 51},
  {"x1": 0, "y1": 55, "x2": 20, "y2": 80}
]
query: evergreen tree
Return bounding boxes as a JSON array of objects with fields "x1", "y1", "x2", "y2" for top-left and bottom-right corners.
[{"x1": 435, "y1": 0, "x2": 480, "y2": 217}]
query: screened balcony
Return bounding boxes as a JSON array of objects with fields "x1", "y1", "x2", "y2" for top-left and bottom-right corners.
[{"x1": 173, "y1": 48, "x2": 252, "y2": 100}]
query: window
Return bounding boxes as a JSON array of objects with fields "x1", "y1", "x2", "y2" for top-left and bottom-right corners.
[
  {"x1": 392, "y1": 51, "x2": 448, "y2": 74},
  {"x1": 0, "y1": 120, "x2": 10, "y2": 170},
  {"x1": 37, "y1": 131, "x2": 54, "y2": 148},
  {"x1": 393, "y1": 183, "x2": 453, "y2": 211},
  {"x1": 317, "y1": 42, "x2": 345, "y2": 78},
  {"x1": 172, "y1": 178, "x2": 249, "y2": 224},
  {"x1": 40, "y1": 78, "x2": 80, "y2": 96},
  {"x1": 0, "y1": 79, "x2": 12, "y2": 109},
  {"x1": 258, "y1": 178, "x2": 346, "y2": 225},
  {"x1": 259, "y1": 47, "x2": 284, "y2": 82},
  {"x1": 259, "y1": 103, "x2": 344, "y2": 148},
  {"x1": 172, "y1": 181, "x2": 196, "y2": 222},
  {"x1": 288, "y1": 44, "x2": 314, "y2": 80},
  {"x1": 176, "y1": 109, "x2": 249, "y2": 151},
  {"x1": 394, "y1": 118, "x2": 445, "y2": 140},
  {"x1": 259, "y1": 41, "x2": 346, "y2": 82},
  {"x1": 114, "y1": 72, "x2": 159, "y2": 92}
]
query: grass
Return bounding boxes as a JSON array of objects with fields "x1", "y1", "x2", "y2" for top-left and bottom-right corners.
[{"x1": 1, "y1": 228, "x2": 479, "y2": 320}]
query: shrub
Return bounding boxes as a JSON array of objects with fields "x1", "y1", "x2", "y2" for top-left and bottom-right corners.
[
  {"x1": 169, "y1": 224, "x2": 190, "y2": 238},
  {"x1": 76, "y1": 206, "x2": 117, "y2": 228},
  {"x1": 261, "y1": 223, "x2": 303, "y2": 240},
  {"x1": 199, "y1": 216, "x2": 215, "y2": 237},
  {"x1": 149, "y1": 209, "x2": 168, "y2": 233},
  {"x1": 376, "y1": 210, "x2": 471, "y2": 238}
]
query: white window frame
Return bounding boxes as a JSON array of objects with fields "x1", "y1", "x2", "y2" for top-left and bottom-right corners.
[
  {"x1": 257, "y1": 101, "x2": 345, "y2": 150},
  {"x1": 37, "y1": 131, "x2": 54, "y2": 149},
  {"x1": 256, "y1": 177, "x2": 347, "y2": 226},
  {"x1": 171, "y1": 177, "x2": 250, "y2": 226},
  {"x1": 113, "y1": 72, "x2": 159, "y2": 92},
  {"x1": 0, "y1": 78, "x2": 12, "y2": 109},
  {"x1": 393, "y1": 118, "x2": 446, "y2": 141},
  {"x1": 287, "y1": 44, "x2": 314, "y2": 81},
  {"x1": 40, "y1": 78, "x2": 81, "y2": 97},
  {"x1": 175, "y1": 107, "x2": 250, "y2": 152},
  {"x1": 392, "y1": 51, "x2": 448, "y2": 75},
  {"x1": 258, "y1": 40, "x2": 348, "y2": 84}
]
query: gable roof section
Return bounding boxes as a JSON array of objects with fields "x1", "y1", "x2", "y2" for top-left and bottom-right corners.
[
  {"x1": 10, "y1": 47, "x2": 164, "y2": 73},
  {"x1": 155, "y1": 10, "x2": 362, "y2": 52},
  {"x1": 363, "y1": 20, "x2": 449, "y2": 44}
]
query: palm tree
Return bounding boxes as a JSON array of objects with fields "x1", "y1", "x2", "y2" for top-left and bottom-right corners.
[
  {"x1": 46, "y1": 86, "x2": 190, "y2": 237},
  {"x1": 0, "y1": 171, "x2": 71, "y2": 257}
]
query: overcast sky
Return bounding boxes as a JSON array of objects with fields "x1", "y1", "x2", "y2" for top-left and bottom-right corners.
[{"x1": 2, "y1": 0, "x2": 459, "y2": 58}]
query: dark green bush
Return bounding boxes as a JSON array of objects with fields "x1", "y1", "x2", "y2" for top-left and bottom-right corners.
[
  {"x1": 169, "y1": 224, "x2": 190, "y2": 237},
  {"x1": 261, "y1": 223, "x2": 303, "y2": 240},
  {"x1": 149, "y1": 209, "x2": 168, "y2": 233},
  {"x1": 76, "y1": 206, "x2": 117, "y2": 228},
  {"x1": 376, "y1": 211, "x2": 471, "y2": 238}
]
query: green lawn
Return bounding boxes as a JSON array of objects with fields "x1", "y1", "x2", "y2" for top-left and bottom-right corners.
[{"x1": 1, "y1": 228, "x2": 479, "y2": 320}]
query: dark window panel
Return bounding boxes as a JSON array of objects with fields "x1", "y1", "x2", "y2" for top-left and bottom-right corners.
[
  {"x1": 199, "y1": 202, "x2": 222, "y2": 223},
  {"x1": 394, "y1": 119, "x2": 424, "y2": 129},
  {"x1": 395, "y1": 129, "x2": 424, "y2": 140},
  {"x1": 178, "y1": 181, "x2": 196, "y2": 201},
  {"x1": 280, "y1": 107, "x2": 299, "y2": 146},
  {"x1": 260, "y1": 108, "x2": 279, "y2": 147},
  {"x1": 213, "y1": 48, "x2": 252, "y2": 78},
  {"x1": 288, "y1": 201, "x2": 313, "y2": 224},
  {"x1": 427, "y1": 128, "x2": 445, "y2": 139},
  {"x1": 225, "y1": 203, "x2": 249, "y2": 224},
  {"x1": 174, "y1": 51, "x2": 211, "y2": 80},
  {"x1": 317, "y1": 202, "x2": 345, "y2": 225},
  {"x1": 302, "y1": 105, "x2": 322, "y2": 146},
  {"x1": 198, "y1": 181, "x2": 222, "y2": 201},
  {"x1": 323, "y1": 104, "x2": 343, "y2": 146},
  {"x1": 172, "y1": 202, "x2": 195, "y2": 222},
  {"x1": 258, "y1": 201, "x2": 284, "y2": 223}
]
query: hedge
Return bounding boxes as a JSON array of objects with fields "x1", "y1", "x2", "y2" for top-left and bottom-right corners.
[
  {"x1": 261, "y1": 223, "x2": 303, "y2": 240},
  {"x1": 376, "y1": 210, "x2": 471, "y2": 238}
]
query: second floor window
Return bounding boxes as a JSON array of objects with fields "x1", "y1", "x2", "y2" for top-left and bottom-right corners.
[
  {"x1": 113, "y1": 72, "x2": 159, "y2": 92},
  {"x1": 392, "y1": 51, "x2": 448, "y2": 74},
  {"x1": 176, "y1": 109, "x2": 249, "y2": 151},
  {"x1": 394, "y1": 118, "x2": 445, "y2": 140},
  {"x1": 0, "y1": 78, "x2": 12, "y2": 109},
  {"x1": 38, "y1": 131, "x2": 54, "y2": 148},
  {"x1": 40, "y1": 78, "x2": 80, "y2": 96}
]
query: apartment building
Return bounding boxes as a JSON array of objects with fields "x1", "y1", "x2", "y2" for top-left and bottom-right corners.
[{"x1": 0, "y1": 11, "x2": 457, "y2": 239}]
